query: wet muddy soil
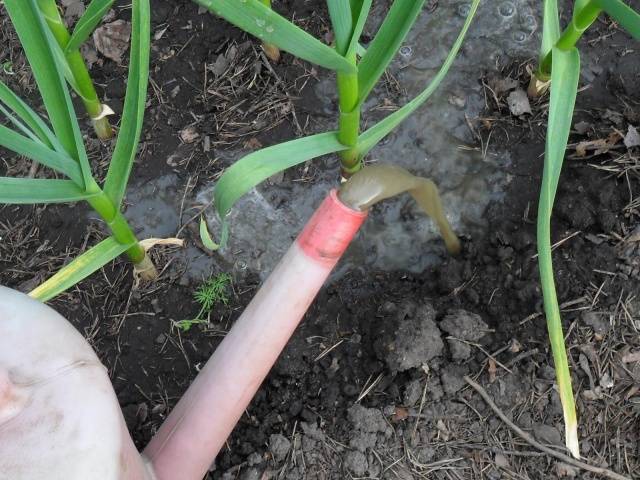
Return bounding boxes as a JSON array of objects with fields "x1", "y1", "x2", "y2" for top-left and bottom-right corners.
[{"x1": 1, "y1": 1, "x2": 640, "y2": 479}]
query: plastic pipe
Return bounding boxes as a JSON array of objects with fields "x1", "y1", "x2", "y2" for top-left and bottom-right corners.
[{"x1": 144, "y1": 190, "x2": 367, "y2": 480}]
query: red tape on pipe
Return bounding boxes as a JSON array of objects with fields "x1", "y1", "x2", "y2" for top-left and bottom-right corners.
[{"x1": 297, "y1": 189, "x2": 367, "y2": 263}]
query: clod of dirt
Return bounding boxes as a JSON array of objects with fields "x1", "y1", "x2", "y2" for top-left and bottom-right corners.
[
  {"x1": 403, "y1": 378, "x2": 423, "y2": 406},
  {"x1": 374, "y1": 302, "x2": 444, "y2": 372},
  {"x1": 488, "y1": 372, "x2": 530, "y2": 410},
  {"x1": 344, "y1": 451, "x2": 368, "y2": 476},
  {"x1": 345, "y1": 405, "x2": 393, "y2": 476},
  {"x1": 440, "y1": 364, "x2": 468, "y2": 395},
  {"x1": 237, "y1": 468, "x2": 261, "y2": 480},
  {"x1": 93, "y1": 20, "x2": 131, "y2": 63},
  {"x1": 507, "y1": 89, "x2": 532, "y2": 116},
  {"x1": 440, "y1": 309, "x2": 488, "y2": 361},
  {"x1": 269, "y1": 433, "x2": 291, "y2": 462}
]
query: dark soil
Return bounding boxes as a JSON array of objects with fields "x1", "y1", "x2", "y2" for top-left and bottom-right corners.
[{"x1": 1, "y1": 1, "x2": 640, "y2": 479}]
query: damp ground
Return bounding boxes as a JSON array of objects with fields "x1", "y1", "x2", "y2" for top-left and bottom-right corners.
[{"x1": 1, "y1": 1, "x2": 640, "y2": 479}]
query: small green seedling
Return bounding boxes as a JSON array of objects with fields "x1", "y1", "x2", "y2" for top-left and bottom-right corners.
[
  {"x1": 196, "y1": 0, "x2": 480, "y2": 247},
  {"x1": 36, "y1": 0, "x2": 117, "y2": 139},
  {"x1": 1, "y1": 0, "x2": 155, "y2": 302},
  {"x1": 531, "y1": 0, "x2": 640, "y2": 459},
  {"x1": 174, "y1": 273, "x2": 232, "y2": 332}
]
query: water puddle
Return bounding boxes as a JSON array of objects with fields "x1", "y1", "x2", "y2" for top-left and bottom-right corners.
[{"x1": 128, "y1": 1, "x2": 542, "y2": 281}]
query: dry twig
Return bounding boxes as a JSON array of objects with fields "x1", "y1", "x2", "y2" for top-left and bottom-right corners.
[{"x1": 464, "y1": 375, "x2": 632, "y2": 480}]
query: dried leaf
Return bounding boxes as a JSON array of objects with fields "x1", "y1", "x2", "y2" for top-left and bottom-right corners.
[
  {"x1": 391, "y1": 406, "x2": 409, "y2": 422},
  {"x1": 488, "y1": 357, "x2": 497, "y2": 383},
  {"x1": 179, "y1": 125, "x2": 200, "y2": 144},
  {"x1": 488, "y1": 75, "x2": 518, "y2": 95},
  {"x1": 93, "y1": 20, "x2": 131, "y2": 63},
  {"x1": 574, "y1": 121, "x2": 592, "y2": 135},
  {"x1": 622, "y1": 350, "x2": 640, "y2": 364},
  {"x1": 494, "y1": 452, "x2": 510, "y2": 468},
  {"x1": 572, "y1": 131, "x2": 622, "y2": 158}
]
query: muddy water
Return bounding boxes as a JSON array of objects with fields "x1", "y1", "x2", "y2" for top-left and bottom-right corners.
[{"x1": 128, "y1": 1, "x2": 541, "y2": 280}]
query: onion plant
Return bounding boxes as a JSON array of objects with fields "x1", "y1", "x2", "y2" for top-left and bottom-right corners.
[
  {"x1": 0, "y1": 0, "x2": 154, "y2": 302},
  {"x1": 532, "y1": 0, "x2": 640, "y2": 459},
  {"x1": 36, "y1": 0, "x2": 116, "y2": 140},
  {"x1": 196, "y1": 0, "x2": 480, "y2": 246}
]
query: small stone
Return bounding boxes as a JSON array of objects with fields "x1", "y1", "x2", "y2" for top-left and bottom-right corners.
[
  {"x1": 624, "y1": 125, "x2": 640, "y2": 148},
  {"x1": 532, "y1": 424, "x2": 562, "y2": 445},
  {"x1": 507, "y1": 89, "x2": 532, "y2": 116},
  {"x1": 151, "y1": 298, "x2": 162, "y2": 313},
  {"x1": 155, "y1": 333, "x2": 167, "y2": 344}
]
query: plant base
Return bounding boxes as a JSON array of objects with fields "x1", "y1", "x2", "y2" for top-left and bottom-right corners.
[
  {"x1": 92, "y1": 116, "x2": 114, "y2": 141},
  {"x1": 527, "y1": 72, "x2": 551, "y2": 98},
  {"x1": 134, "y1": 254, "x2": 159, "y2": 282}
]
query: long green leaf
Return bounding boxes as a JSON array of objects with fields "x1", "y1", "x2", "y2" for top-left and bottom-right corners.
[
  {"x1": 594, "y1": 0, "x2": 640, "y2": 40},
  {"x1": 357, "y1": 0, "x2": 479, "y2": 157},
  {"x1": 4, "y1": 0, "x2": 91, "y2": 189},
  {"x1": 0, "y1": 177, "x2": 95, "y2": 204},
  {"x1": 346, "y1": 0, "x2": 373, "y2": 58},
  {"x1": 29, "y1": 236, "x2": 134, "y2": 302},
  {"x1": 0, "y1": 103, "x2": 51, "y2": 146},
  {"x1": 213, "y1": 132, "x2": 348, "y2": 245},
  {"x1": 327, "y1": 0, "x2": 352, "y2": 55},
  {"x1": 537, "y1": 47, "x2": 581, "y2": 459},
  {"x1": 573, "y1": 0, "x2": 589, "y2": 16},
  {"x1": 0, "y1": 125, "x2": 83, "y2": 183},
  {"x1": 349, "y1": 0, "x2": 364, "y2": 23},
  {"x1": 0, "y1": 81, "x2": 58, "y2": 149},
  {"x1": 357, "y1": 0, "x2": 426, "y2": 106},
  {"x1": 199, "y1": 216, "x2": 220, "y2": 251},
  {"x1": 541, "y1": 0, "x2": 560, "y2": 61},
  {"x1": 194, "y1": 0, "x2": 355, "y2": 74},
  {"x1": 66, "y1": 0, "x2": 116, "y2": 53},
  {"x1": 103, "y1": 0, "x2": 150, "y2": 207}
]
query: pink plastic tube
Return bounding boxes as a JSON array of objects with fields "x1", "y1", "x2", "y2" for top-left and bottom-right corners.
[{"x1": 144, "y1": 190, "x2": 367, "y2": 480}]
